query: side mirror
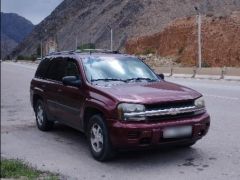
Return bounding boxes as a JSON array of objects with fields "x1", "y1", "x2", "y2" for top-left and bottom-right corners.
[
  {"x1": 158, "y1": 74, "x2": 165, "y2": 80},
  {"x1": 62, "y1": 76, "x2": 81, "y2": 87}
]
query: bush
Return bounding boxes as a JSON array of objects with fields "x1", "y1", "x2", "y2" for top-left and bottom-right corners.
[
  {"x1": 17, "y1": 55, "x2": 37, "y2": 61},
  {"x1": 78, "y1": 43, "x2": 96, "y2": 50},
  {"x1": 142, "y1": 48, "x2": 156, "y2": 55},
  {"x1": 178, "y1": 47, "x2": 185, "y2": 55}
]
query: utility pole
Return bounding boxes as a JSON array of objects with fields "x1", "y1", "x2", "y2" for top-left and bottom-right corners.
[
  {"x1": 41, "y1": 40, "x2": 43, "y2": 60},
  {"x1": 107, "y1": 25, "x2": 113, "y2": 51},
  {"x1": 110, "y1": 28, "x2": 113, "y2": 51},
  {"x1": 195, "y1": 7, "x2": 202, "y2": 68},
  {"x1": 75, "y1": 36, "x2": 78, "y2": 50}
]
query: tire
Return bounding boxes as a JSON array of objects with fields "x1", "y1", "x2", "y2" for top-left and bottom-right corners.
[
  {"x1": 87, "y1": 115, "x2": 114, "y2": 161},
  {"x1": 178, "y1": 141, "x2": 196, "y2": 148},
  {"x1": 35, "y1": 99, "x2": 54, "y2": 131}
]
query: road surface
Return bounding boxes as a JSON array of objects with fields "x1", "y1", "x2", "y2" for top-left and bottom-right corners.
[{"x1": 1, "y1": 62, "x2": 240, "y2": 180}]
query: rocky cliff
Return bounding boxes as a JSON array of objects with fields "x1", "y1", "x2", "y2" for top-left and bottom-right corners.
[
  {"x1": 10, "y1": 0, "x2": 240, "y2": 62},
  {"x1": 126, "y1": 11, "x2": 240, "y2": 67}
]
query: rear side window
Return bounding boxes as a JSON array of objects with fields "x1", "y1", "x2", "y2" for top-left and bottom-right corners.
[
  {"x1": 35, "y1": 58, "x2": 51, "y2": 78},
  {"x1": 46, "y1": 58, "x2": 66, "y2": 81}
]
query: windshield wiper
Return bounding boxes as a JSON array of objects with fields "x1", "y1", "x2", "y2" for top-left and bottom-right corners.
[
  {"x1": 91, "y1": 78, "x2": 126, "y2": 82},
  {"x1": 125, "y1": 77, "x2": 156, "y2": 82}
]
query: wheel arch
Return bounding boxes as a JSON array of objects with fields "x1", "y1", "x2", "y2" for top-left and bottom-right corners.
[
  {"x1": 33, "y1": 94, "x2": 44, "y2": 110},
  {"x1": 83, "y1": 106, "x2": 105, "y2": 132}
]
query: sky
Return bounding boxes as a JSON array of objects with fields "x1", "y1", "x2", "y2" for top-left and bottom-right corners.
[{"x1": 1, "y1": 0, "x2": 63, "y2": 25}]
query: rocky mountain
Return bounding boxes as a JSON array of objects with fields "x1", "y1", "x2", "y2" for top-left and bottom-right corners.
[
  {"x1": 1, "y1": 12, "x2": 34, "y2": 59},
  {"x1": 10, "y1": 0, "x2": 240, "y2": 62},
  {"x1": 126, "y1": 11, "x2": 240, "y2": 67}
]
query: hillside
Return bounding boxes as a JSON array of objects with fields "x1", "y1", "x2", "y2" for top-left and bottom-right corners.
[
  {"x1": 1, "y1": 12, "x2": 34, "y2": 59},
  {"x1": 10, "y1": 0, "x2": 240, "y2": 60},
  {"x1": 126, "y1": 11, "x2": 240, "y2": 67}
]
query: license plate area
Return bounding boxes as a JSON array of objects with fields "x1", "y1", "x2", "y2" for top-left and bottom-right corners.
[{"x1": 163, "y1": 126, "x2": 192, "y2": 139}]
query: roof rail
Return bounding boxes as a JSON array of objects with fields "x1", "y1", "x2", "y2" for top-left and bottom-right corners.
[
  {"x1": 75, "y1": 49, "x2": 120, "y2": 54},
  {"x1": 47, "y1": 50, "x2": 75, "y2": 56},
  {"x1": 47, "y1": 49, "x2": 120, "y2": 56}
]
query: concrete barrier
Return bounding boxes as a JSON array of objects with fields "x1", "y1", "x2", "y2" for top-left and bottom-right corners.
[
  {"x1": 151, "y1": 66, "x2": 240, "y2": 80},
  {"x1": 194, "y1": 68, "x2": 222, "y2": 80},
  {"x1": 224, "y1": 67, "x2": 240, "y2": 81},
  {"x1": 153, "y1": 67, "x2": 172, "y2": 76},
  {"x1": 172, "y1": 67, "x2": 194, "y2": 78}
]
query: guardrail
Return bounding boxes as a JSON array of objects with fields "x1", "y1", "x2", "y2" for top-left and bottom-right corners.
[{"x1": 153, "y1": 67, "x2": 240, "y2": 80}]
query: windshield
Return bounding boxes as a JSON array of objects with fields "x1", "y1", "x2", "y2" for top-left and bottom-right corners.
[{"x1": 82, "y1": 56, "x2": 159, "y2": 83}]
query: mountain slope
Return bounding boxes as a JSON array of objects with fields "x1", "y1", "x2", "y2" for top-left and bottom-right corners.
[
  {"x1": 126, "y1": 11, "x2": 240, "y2": 67},
  {"x1": 1, "y1": 12, "x2": 34, "y2": 59},
  {"x1": 10, "y1": 0, "x2": 240, "y2": 58}
]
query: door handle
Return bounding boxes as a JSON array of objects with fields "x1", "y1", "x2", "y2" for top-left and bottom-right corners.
[{"x1": 57, "y1": 89, "x2": 63, "y2": 93}]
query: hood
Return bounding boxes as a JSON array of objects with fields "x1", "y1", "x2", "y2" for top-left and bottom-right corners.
[{"x1": 95, "y1": 81, "x2": 201, "y2": 104}]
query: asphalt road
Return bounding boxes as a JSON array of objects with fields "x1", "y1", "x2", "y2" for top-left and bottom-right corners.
[{"x1": 1, "y1": 62, "x2": 240, "y2": 180}]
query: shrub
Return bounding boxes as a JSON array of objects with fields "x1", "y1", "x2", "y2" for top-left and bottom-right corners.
[
  {"x1": 142, "y1": 48, "x2": 156, "y2": 55},
  {"x1": 78, "y1": 43, "x2": 96, "y2": 50}
]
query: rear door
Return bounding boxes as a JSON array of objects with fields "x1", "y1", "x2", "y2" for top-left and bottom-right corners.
[{"x1": 44, "y1": 57, "x2": 67, "y2": 120}]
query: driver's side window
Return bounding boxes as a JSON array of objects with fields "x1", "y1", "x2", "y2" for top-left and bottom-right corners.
[{"x1": 65, "y1": 59, "x2": 80, "y2": 79}]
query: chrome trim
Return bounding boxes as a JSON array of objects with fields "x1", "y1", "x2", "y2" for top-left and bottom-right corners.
[{"x1": 124, "y1": 106, "x2": 205, "y2": 118}]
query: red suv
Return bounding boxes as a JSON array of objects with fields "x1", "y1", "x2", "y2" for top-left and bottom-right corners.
[{"x1": 30, "y1": 50, "x2": 210, "y2": 161}]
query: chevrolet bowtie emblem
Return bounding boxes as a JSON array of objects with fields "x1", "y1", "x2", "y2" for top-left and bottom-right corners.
[{"x1": 169, "y1": 108, "x2": 180, "y2": 115}]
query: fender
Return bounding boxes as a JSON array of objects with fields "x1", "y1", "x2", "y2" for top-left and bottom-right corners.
[{"x1": 80, "y1": 97, "x2": 118, "y2": 131}]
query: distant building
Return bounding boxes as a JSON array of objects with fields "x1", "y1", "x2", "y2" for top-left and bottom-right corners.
[{"x1": 44, "y1": 37, "x2": 58, "y2": 55}]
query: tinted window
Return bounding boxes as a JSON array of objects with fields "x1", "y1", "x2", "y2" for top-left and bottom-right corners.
[
  {"x1": 46, "y1": 58, "x2": 66, "y2": 81},
  {"x1": 65, "y1": 60, "x2": 80, "y2": 78},
  {"x1": 35, "y1": 58, "x2": 51, "y2": 78}
]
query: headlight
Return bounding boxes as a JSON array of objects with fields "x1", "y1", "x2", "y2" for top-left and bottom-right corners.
[
  {"x1": 118, "y1": 103, "x2": 146, "y2": 121},
  {"x1": 194, "y1": 97, "x2": 205, "y2": 108}
]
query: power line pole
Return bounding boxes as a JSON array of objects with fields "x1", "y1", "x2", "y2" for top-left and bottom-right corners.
[
  {"x1": 110, "y1": 28, "x2": 113, "y2": 51},
  {"x1": 41, "y1": 40, "x2": 43, "y2": 60},
  {"x1": 75, "y1": 36, "x2": 78, "y2": 50},
  {"x1": 107, "y1": 25, "x2": 113, "y2": 51},
  {"x1": 195, "y1": 7, "x2": 202, "y2": 68}
]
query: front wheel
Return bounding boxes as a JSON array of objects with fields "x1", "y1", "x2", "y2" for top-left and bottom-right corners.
[
  {"x1": 178, "y1": 141, "x2": 196, "y2": 148},
  {"x1": 35, "y1": 99, "x2": 54, "y2": 131},
  {"x1": 87, "y1": 115, "x2": 114, "y2": 161}
]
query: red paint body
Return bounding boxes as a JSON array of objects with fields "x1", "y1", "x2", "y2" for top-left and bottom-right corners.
[{"x1": 30, "y1": 53, "x2": 210, "y2": 149}]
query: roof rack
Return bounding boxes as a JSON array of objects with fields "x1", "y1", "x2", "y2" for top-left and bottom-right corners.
[
  {"x1": 47, "y1": 50, "x2": 74, "y2": 56},
  {"x1": 47, "y1": 49, "x2": 120, "y2": 56},
  {"x1": 75, "y1": 49, "x2": 120, "y2": 54}
]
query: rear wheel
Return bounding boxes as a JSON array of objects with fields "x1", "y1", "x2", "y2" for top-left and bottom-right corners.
[
  {"x1": 87, "y1": 115, "x2": 114, "y2": 161},
  {"x1": 35, "y1": 99, "x2": 54, "y2": 131}
]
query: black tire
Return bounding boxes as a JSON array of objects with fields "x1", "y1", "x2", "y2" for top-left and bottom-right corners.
[
  {"x1": 87, "y1": 115, "x2": 114, "y2": 161},
  {"x1": 178, "y1": 141, "x2": 196, "y2": 148},
  {"x1": 35, "y1": 99, "x2": 54, "y2": 131}
]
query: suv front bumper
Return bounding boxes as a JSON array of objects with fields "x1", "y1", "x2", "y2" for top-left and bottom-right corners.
[{"x1": 108, "y1": 112, "x2": 210, "y2": 149}]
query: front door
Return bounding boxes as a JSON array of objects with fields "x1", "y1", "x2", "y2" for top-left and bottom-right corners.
[{"x1": 56, "y1": 58, "x2": 85, "y2": 129}]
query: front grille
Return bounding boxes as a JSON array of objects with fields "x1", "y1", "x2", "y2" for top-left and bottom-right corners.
[
  {"x1": 147, "y1": 111, "x2": 195, "y2": 121},
  {"x1": 145, "y1": 100, "x2": 198, "y2": 121},
  {"x1": 145, "y1": 100, "x2": 194, "y2": 111}
]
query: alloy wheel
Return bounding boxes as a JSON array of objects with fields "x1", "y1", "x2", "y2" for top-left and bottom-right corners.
[{"x1": 90, "y1": 123, "x2": 104, "y2": 153}]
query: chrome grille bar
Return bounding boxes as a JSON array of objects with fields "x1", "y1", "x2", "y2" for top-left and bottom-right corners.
[{"x1": 124, "y1": 106, "x2": 205, "y2": 118}]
